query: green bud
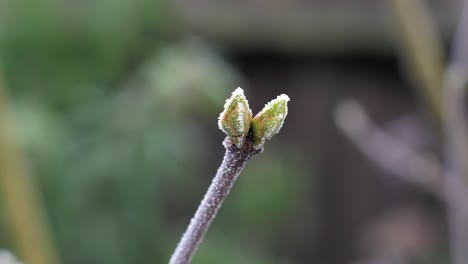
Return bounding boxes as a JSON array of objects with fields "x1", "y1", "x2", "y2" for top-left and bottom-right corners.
[
  {"x1": 251, "y1": 94, "x2": 290, "y2": 149},
  {"x1": 218, "y1": 87, "x2": 252, "y2": 148}
]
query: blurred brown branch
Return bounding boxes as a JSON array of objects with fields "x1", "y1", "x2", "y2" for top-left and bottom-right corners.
[
  {"x1": 334, "y1": 98, "x2": 468, "y2": 264},
  {"x1": 334, "y1": 99, "x2": 468, "y2": 205},
  {"x1": 334, "y1": 99, "x2": 443, "y2": 199},
  {"x1": 349, "y1": 1, "x2": 468, "y2": 263},
  {"x1": 388, "y1": 0, "x2": 445, "y2": 125},
  {"x1": 442, "y1": 1, "x2": 468, "y2": 191},
  {"x1": 441, "y1": 1, "x2": 468, "y2": 263},
  {"x1": 0, "y1": 69, "x2": 61, "y2": 264}
]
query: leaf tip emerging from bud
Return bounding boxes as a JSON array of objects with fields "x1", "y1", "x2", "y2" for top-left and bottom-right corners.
[
  {"x1": 251, "y1": 93, "x2": 290, "y2": 149},
  {"x1": 218, "y1": 87, "x2": 252, "y2": 148}
]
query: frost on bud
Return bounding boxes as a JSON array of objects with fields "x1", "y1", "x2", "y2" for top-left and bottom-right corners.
[
  {"x1": 218, "y1": 87, "x2": 252, "y2": 148},
  {"x1": 251, "y1": 94, "x2": 290, "y2": 149}
]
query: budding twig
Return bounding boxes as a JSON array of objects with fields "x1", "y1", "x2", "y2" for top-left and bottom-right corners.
[{"x1": 169, "y1": 88, "x2": 290, "y2": 264}]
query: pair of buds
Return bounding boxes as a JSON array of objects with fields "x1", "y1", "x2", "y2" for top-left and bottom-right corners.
[{"x1": 218, "y1": 87, "x2": 290, "y2": 150}]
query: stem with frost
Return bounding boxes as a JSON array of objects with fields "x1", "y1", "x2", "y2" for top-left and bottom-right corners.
[
  {"x1": 169, "y1": 88, "x2": 289, "y2": 264},
  {"x1": 169, "y1": 136, "x2": 260, "y2": 264}
]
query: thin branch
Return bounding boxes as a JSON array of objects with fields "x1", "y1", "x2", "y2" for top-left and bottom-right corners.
[
  {"x1": 169, "y1": 136, "x2": 261, "y2": 264},
  {"x1": 387, "y1": 0, "x2": 445, "y2": 125},
  {"x1": 334, "y1": 99, "x2": 443, "y2": 199},
  {"x1": 334, "y1": 98, "x2": 468, "y2": 212},
  {"x1": 443, "y1": 1, "x2": 468, "y2": 187},
  {"x1": 334, "y1": 95, "x2": 468, "y2": 264},
  {"x1": 442, "y1": 1, "x2": 468, "y2": 263},
  {"x1": 388, "y1": 1, "x2": 468, "y2": 263},
  {"x1": 0, "y1": 68, "x2": 61, "y2": 264}
]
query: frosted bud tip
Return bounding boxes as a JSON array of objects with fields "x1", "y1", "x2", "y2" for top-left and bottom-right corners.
[
  {"x1": 251, "y1": 94, "x2": 290, "y2": 149},
  {"x1": 218, "y1": 87, "x2": 252, "y2": 148}
]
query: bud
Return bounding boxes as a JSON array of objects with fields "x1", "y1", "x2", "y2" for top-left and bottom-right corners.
[
  {"x1": 218, "y1": 87, "x2": 252, "y2": 148},
  {"x1": 251, "y1": 94, "x2": 290, "y2": 149}
]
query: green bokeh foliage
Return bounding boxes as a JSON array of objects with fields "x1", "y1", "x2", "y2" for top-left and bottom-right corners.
[{"x1": 0, "y1": 1, "x2": 305, "y2": 263}]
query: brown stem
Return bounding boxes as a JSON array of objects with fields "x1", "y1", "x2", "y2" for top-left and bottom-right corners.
[
  {"x1": 169, "y1": 136, "x2": 260, "y2": 264},
  {"x1": 334, "y1": 99, "x2": 444, "y2": 199},
  {"x1": 442, "y1": 2, "x2": 468, "y2": 263},
  {"x1": 388, "y1": 0, "x2": 445, "y2": 125}
]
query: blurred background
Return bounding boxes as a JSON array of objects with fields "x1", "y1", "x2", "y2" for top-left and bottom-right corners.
[{"x1": 0, "y1": 0, "x2": 465, "y2": 263}]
